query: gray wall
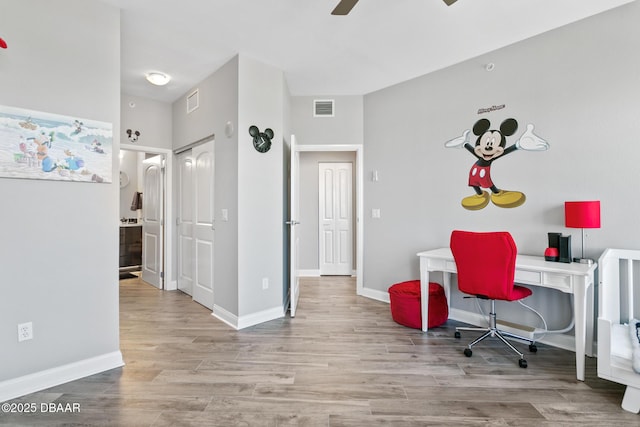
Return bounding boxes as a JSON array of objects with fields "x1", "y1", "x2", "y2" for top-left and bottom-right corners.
[
  {"x1": 121, "y1": 96, "x2": 172, "y2": 150},
  {"x1": 173, "y1": 56, "x2": 240, "y2": 316},
  {"x1": 291, "y1": 95, "x2": 363, "y2": 273},
  {"x1": 0, "y1": 0, "x2": 121, "y2": 383},
  {"x1": 237, "y1": 55, "x2": 285, "y2": 317},
  {"x1": 362, "y1": 2, "x2": 640, "y2": 329},
  {"x1": 292, "y1": 96, "x2": 363, "y2": 145},
  {"x1": 171, "y1": 54, "x2": 287, "y2": 321}
]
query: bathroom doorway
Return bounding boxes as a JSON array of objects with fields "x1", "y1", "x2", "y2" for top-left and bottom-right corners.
[{"x1": 119, "y1": 143, "x2": 174, "y2": 290}]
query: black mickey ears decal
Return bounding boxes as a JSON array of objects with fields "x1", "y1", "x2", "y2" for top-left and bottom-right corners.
[
  {"x1": 249, "y1": 125, "x2": 274, "y2": 153},
  {"x1": 126, "y1": 129, "x2": 141, "y2": 142}
]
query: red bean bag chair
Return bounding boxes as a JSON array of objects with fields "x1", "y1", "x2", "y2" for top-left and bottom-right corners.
[{"x1": 389, "y1": 280, "x2": 448, "y2": 329}]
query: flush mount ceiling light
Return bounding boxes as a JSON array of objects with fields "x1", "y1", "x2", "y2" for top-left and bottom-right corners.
[{"x1": 145, "y1": 72, "x2": 171, "y2": 86}]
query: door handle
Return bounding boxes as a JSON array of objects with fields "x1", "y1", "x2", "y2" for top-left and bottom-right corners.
[{"x1": 286, "y1": 220, "x2": 300, "y2": 226}]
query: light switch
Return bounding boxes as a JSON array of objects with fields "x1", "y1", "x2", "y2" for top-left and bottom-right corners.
[
  {"x1": 221, "y1": 209, "x2": 228, "y2": 221},
  {"x1": 372, "y1": 208, "x2": 381, "y2": 219}
]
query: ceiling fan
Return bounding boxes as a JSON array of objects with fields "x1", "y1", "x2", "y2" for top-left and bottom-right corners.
[{"x1": 332, "y1": 0, "x2": 458, "y2": 15}]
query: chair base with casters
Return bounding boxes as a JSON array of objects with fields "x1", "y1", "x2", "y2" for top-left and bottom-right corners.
[{"x1": 454, "y1": 298, "x2": 537, "y2": 368}]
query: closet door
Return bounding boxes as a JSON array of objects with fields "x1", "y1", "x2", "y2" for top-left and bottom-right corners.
[{"x1": 191, "y1": 141, "x2": 215, "y2": 309}]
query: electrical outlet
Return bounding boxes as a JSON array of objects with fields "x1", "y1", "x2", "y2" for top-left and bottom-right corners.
[
  {"x1": 262, "y1": 278, "x2": 269, "y2": 290},
  {"x1": 18, "y1": 322, "x2": 33, "y2": 342}
]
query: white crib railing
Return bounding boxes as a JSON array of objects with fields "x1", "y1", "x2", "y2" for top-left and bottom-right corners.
[{"x1": 598, "y1": 248, "x2": 640, "y2": 413}]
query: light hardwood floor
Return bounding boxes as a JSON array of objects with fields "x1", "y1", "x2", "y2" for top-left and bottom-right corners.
[{"x1": 2, "y1": 276, "x2": 638, "y2": 426}]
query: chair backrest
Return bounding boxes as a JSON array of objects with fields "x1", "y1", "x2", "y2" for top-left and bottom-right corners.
[{"x1": 450, "y1": 230, "x2": 518, "y2": 300}]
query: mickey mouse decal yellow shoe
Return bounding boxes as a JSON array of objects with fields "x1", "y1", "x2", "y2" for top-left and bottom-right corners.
[
  {"x1": 461, "y1": 191, "x2": 490, "y2": 210},
  {"x1": 491, "y1": 190, "x2": 526, "y2": 208}
]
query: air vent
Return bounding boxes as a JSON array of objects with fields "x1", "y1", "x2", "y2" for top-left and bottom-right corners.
[
  {"x1": 313, "y1": 99, "x2": 334, "y2": 117},
  {"x1": 187, "y1": 89, "x2": 199, "y2": 113}
]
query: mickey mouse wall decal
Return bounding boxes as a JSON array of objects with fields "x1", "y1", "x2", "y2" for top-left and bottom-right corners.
[
  {"x1": 445, "y1": 118, "x2": 549, "y2": 210},
  {"x1": 126, "y1": 129, "x2": 140, "y2": 143},
  {"x1": 0, "y1": 37, "x2": 7, "y2": 49},
  {"x1": 249, "y1": 125, "x2": 274, "y2": 153}
]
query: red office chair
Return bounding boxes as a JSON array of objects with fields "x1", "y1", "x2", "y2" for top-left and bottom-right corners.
[{"x1": 450, "y1": 230, "x2": 537, "y2": 368}]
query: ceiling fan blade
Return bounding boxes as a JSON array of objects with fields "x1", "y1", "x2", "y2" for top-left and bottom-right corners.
[
  {"x1": 332, "y1": 0, "x2": 359, "y2": 15},
  {"x1": 443, "y1": 0, "x2": 458, "y2": 5}
]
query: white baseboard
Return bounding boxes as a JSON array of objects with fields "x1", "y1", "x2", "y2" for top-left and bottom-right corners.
[
  {"x1": 212, "y1": 305, "x2": 285, "y2": 330},
  {"x1": 212, "y1": 304, "x2": 239, "y2": 329},
  {"x1": 298, "y1": 270, "x2": 357, "y2": 278},
  {"x1": 164, "y1": 279, "x2": 178, "y2": 291},
  {"x1": 358, "y1": 286, "x2": 390, "y2": 303},
  {"x1": 299, "y1": 269, "x2": 320, "y2": 277},
  {"x1": 238, "y1": 307, "x2": 285, "y2": 329},
  {"x1": 0, "y1": 351, "x2": 124, "y2": 403}
]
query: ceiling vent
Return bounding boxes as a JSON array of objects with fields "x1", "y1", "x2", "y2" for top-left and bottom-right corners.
[
  {"x1": 313, "y1": 99, "x2": 334, "y2": 117},
  {"x1": 187, "y1": 89, "x2": 199, "y2": 114}
]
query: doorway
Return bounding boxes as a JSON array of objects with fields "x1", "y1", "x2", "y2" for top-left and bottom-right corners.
[
  {"x1": 291, "y1": 143, "x2": 363, "y2": 296},
  {"x1": 119, "y1": 143, "x2": 174, "y2": 290}
]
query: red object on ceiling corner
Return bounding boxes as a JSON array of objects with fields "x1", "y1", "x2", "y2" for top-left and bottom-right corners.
[{"x1": 0, "y1": 38, "x2": 7, "y2": 49}]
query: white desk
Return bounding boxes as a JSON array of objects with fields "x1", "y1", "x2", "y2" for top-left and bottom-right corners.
[{"x1": 417, "y1": 248, "x2": 597, "y2": 381}]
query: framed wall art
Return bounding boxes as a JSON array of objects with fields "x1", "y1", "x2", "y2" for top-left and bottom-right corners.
[{"x1": 0, "y1": 104, "x2": 113, "y2": 183}]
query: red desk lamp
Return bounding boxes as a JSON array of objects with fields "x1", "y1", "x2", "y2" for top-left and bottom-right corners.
[{"x1": 565, "y1": 201, "x2": 600, "y2": 263}]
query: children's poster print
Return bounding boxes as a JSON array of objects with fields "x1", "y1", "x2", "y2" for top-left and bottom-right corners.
[
  {"x1": 445, "y1": 118, "x2": 549, "y2": 210},
  {"x1": 0, "y1": 104, "x2": 112, "y2": 183}
]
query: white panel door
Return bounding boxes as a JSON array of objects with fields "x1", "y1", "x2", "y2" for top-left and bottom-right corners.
[
  {"x1": 288, "y1": 135, "x2": 300, "y2": 317},
  {"x1": 177, "y1": 151, "x2": 194, "y2": 296},
  {"x1": 142, "y1": 156, "x2": 164, "y2": 289},
  {"x1": 319, "y1": 162, "x2": 353, "y2": 276},
  {"x1": 192, "y1": 141, "x2": 214, "y2": 310}
]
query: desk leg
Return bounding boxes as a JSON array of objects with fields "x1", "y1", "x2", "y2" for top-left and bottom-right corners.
[
  {"x1": 585, "y1": 279, "x2": 595, "y2": 357},
  {"x1": 442, "y1": 272, "x2": 452, "y2": 312},
  {"x1": 420, "y1": 257, "x2": 429, "y2": 332},
  {"x1": 574, "y1": 284, "x2": 587, "y2": 381}
]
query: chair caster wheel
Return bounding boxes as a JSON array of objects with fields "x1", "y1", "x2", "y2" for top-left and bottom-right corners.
[
  {"x1": 455, "y1": 331, "x2": 461, "y2": 339},
  {"x1": 463, "y1": 348, "x2": 472, "y2": 357},
  {"x1": 519, "y1": 359, "x2": 528, "y2": 368},
  {"x1": 529, "y1": 344, "x2": 538, "y2": 353}
]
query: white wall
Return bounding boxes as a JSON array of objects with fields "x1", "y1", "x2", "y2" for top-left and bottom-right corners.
[
  {"x1": 0, "y1": 0, "x2": 122, "y2": 399},
  {"x1": 362, "y1": 2, "x2": 640, "y2": 330}
]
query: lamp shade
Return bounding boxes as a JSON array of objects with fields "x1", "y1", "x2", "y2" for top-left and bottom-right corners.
[{"x1": 565, "y1": 201, "x2": 601, "y2": 229}]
